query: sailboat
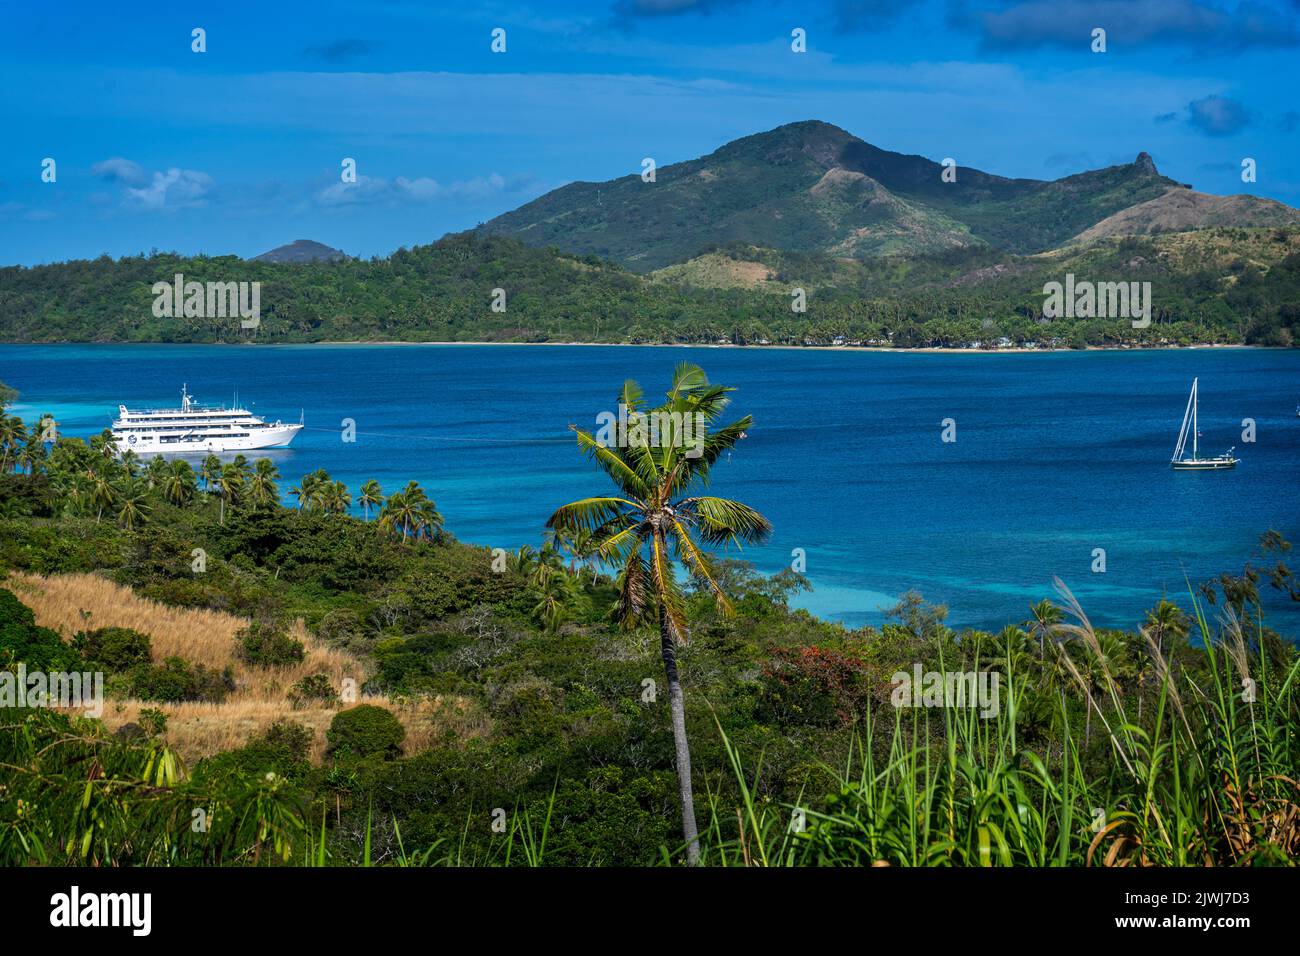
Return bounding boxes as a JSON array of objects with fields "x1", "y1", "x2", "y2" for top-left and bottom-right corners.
[{"x1": 1171, "y1": 378, "x2": 1237, "y2": 470}]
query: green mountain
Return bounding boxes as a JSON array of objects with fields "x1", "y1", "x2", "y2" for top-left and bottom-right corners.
[{"x1": 478, "y1": 120, "x2": 1293, "y2": 271}]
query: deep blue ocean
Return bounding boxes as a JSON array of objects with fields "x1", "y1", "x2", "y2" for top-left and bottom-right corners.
[{"x1": 2, "y1": 344, "x2": 1297, "y2": 634}]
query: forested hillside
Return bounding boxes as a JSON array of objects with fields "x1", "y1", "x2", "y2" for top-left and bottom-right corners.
[{"x1": 3, "y1": 228, "x2": 1300, "y2": 348}]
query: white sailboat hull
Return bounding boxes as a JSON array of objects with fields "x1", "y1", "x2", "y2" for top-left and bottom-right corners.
[{"x1": 1171, "y1": 457, "x2": 1237, "y2": 470}]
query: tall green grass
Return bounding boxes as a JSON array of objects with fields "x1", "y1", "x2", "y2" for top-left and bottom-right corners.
[{"x1": 694, "y1": 583, "x2": 1299, "y2": 867}]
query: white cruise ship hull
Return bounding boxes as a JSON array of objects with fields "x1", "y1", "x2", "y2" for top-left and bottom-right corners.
[{"x1": 114, "y1": 423, "x2": 303, "y2": 455}]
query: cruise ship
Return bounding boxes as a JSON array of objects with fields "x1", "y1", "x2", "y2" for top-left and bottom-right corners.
[{"x1": 111, "y1": 385, "x2": 303, "y2": 454}]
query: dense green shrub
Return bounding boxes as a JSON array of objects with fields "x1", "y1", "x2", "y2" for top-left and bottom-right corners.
[
  {"x1": 235, "y1": 620, "x2": 304, "y2": 667},
  {"x1": 290, "y1": 672, "x2": 337, "y2": 707},
  {"x1": 72, "y1": 626, "x2": 153, "y2": 672},
  {"x1": 326, "y1": 704, "x2": 405, "y2": 759},
  {"x1": 120, "y1": 657, "x2": 234, "y2": 703},
  {"x1": 0, "y1": 588, "x2": 83, "y2": 671}
]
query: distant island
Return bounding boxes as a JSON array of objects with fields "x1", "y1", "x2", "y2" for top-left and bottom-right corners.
[
  {"x1": 2, "y1": 122, "x2": 1298, "y2": 349},
  {"x1": 251, "y1": 239, "x2": 349, "y2": 264}
]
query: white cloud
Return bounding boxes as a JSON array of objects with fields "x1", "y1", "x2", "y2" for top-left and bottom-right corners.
[{"x1": 124, "y1": 168, "x2": 214, "y2": 210}]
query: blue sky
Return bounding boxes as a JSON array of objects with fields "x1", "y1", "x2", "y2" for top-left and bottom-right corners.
[{"x1": 1, "y1": 0, "x2": 1297, "y2": 266}]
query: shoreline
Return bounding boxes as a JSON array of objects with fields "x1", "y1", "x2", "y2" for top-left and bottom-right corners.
[
  {"x1": 2, "y1": 340, "x2": 1260, "y2": 355},
  {"x1": 308, "y1": 341, "x2": 1254, "y2": 354}
]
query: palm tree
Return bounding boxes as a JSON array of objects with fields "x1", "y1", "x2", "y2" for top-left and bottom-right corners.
[
  {"x1": 161, "y1": 459, "x2": 197, "y2": 506},
  {"x1": 358, "y1": 480, "x2": 385, "y2": 521},
  {"x1": 532, "y1": 572, "x2": 580, "y2": 633},
  {"x1": 379, "y1": 489, "x2": 414, "y2": 540},
  {"x1": 119, "y1": 448, "x2": 141, "y2": 479},
  {"x1": 89, "y1": 430, "x2": 116, "y2": 461},
  {"x1": 247, "y1": 458, "x2": 281, "y2": 509},
  {"x1": 1027, "y1": 599, "x2": 1063, "y2": 658},
  {"x1": 1143, "y1": 598, "x2": 1189, "y2": 659},
  {"x1": 531, "y1": 537, "x2": 566, "y2": 587},
  {"x1": 508, "y1": 544, "x2": 537, "y2": 575},
  {"x1": 547, "y1": 363, "x2": 770, "y2": 865},
  {"x1": 16, "y1": 438, "x2": 38, "y2": 476},
  {"x1": 215, "y1": 462, "x2": 245, "y2": 524},
  {"x1": 380, "y1": 481, "x2": 441, "y2": 540},
  {"x1": 115, "y1": 477, "x2": 151, "y2": 531},
  {"x1": 89, "y1": 470, "x2": 117, "y2": 523},
  {"x1": 0, "y1": 415, "x2": 28, "y2": 473},
  {"x1": 145, "y1": 455, "x2": 169, "y2": 490},
  {"x1": 293, "y1": 468, "x2": 332, "y2": 512},
  {"x1": 200, "y1": 454, "x2": 221, "y2": 494},
  {"x1": 408, "y1": 485, "x2": 443, "y2": 540},
  {"x1": 320, "y1": 480, "x2": 351, "y2": 515}
]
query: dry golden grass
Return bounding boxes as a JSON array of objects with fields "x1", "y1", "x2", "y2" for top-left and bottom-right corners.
[{"x1": 7, "y1": 572, "x2": 490, "y2": 763}]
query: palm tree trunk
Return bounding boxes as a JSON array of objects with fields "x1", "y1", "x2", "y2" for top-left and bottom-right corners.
[{"x1": 659, "y1": 603, "x2": 700, "y2": 865}]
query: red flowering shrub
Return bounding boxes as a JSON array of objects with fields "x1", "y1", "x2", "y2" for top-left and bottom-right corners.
[{"x1": 758, "y1": 645, "x2": 874, "y2": 727}]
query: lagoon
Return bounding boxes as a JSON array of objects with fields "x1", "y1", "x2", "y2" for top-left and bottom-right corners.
[{"x1": 2, "y1": 343, "x2": 1297, "y2": 633}]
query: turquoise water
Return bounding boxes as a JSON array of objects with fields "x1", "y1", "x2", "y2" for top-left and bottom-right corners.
[{"x1": 2, "y1": 344, "x2": 1297, "y2": 633}]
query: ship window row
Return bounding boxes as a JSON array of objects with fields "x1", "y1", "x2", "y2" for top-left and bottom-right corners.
[{"x1": 116, "y1": 424, "x2": 271, "y2": 432}]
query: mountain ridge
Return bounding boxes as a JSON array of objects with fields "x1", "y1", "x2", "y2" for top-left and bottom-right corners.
[{"x1": 478, "y1": 120, "x2": 1288, "y2": 271}]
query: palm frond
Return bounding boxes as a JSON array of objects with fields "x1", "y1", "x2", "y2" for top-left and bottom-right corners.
[
  {"x1": 650, "y1": 533, "x2": 689, "y2": 642},
  {"x1": 680, "y1": 496, "x2": 773, "y2": 546},
  {"x1": 670, "y1": 519, "x2": 734, "y2": 617},
  {"x1": 572, "y1": 427, "x2": 653, "y2": 499},
  {"x1": 613, "y1": 552, "x2": 650, "y2": 628},
  {"x1": 547, "y1": 496, "x2": 637, "y2": 535}
]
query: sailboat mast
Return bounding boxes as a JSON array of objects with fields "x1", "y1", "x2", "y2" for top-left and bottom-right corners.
[{"x1": 1192, "y1": 378, "x2": 1198, "y2": 459}]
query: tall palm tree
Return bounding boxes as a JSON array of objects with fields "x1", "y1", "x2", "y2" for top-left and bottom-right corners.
[
  {"x1": 215, "y1": 462, "x2": 245, "y2": 524},
  {"x1": 320, "y1": 480, "x2": 351, "y2": 515},
  {"x1": 115, "y1": 477, "x2": 151, "y2": 531},
  {"x1": 89, "y1": 430, "x2": 116, "y2": 461},
  {"x1": 119, "y1": 448, "x2": 141, "y2": 479},
  {"x1": 408, "y1": 485, "x2": 443, "y2": 541},
  {"x1": 531, "y1": 537, "x2": 566, "y2": 587},
  {"x1": 161, "y1": 459, "x2": 197, "y2": 506},
  {"x1": 1143, "y1": 598, "x2": 1189, "y2": 659},
  {"x1": 0, "y1": 415, "x2": 28, "y2": 473},
  {"x1": 358, "y1": 479, "x2": 385, "y2": 521},
  {"x1": 247, "y1": 458, "x2": 281, "y2": 509},
  {"x1": 547, "y1": 363, "x2": 770, "y2": 865},
  {"x1": 16, "y1": 437, "x2": 39, "y2": 477},
  {"x1": 380, "y1": 481, "x2": 441, "y2": 540},
  {"x1": 200, "y1": 454, "x2": 222, "y2": 494},
  {"x1": 89, "y1": 470, "x2": 117, "y2": 523},
  {"x1": 145, "y1": 454, "x2": 169, "y2": 490},
  {"x1": 1027, "y1": 599, "x2": 1063, "y2": 658},
  {"x1": 379, "y1": 489, "x2": 413, "y2": 540},
  {"x1": 532, "y1": 572, "x2": 580, "y2": 633}
]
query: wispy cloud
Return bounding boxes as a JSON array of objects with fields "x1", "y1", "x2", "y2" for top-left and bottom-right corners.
[
  {"x1": 1186, "y1": 94, "x2": 1252, "y2": 135},
  {"x1": 91, "y1": 157, "x2": 147, "y2": 186},
  {"x1": 314, "y1": 172, "x2": 542, "y2": 208},
  {"x1": 303, "y1": 38, "x2": 379, "y2": 61},
  {"x1": 974, "y1": 0, "x2": 1300, "y2": 52}
]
